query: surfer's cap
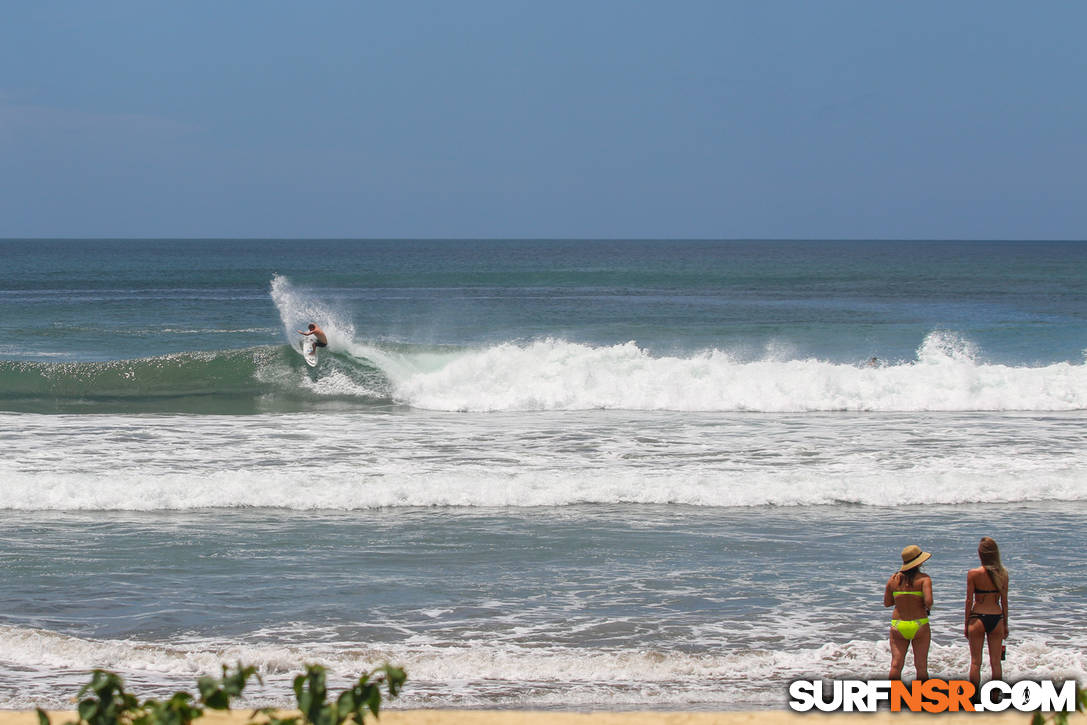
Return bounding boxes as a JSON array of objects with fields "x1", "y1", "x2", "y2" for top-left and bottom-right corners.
[
  {"x1": 307, "y1": 323, "x2": 316, "y2": 330},
  {"x1": 900, "y1": 545, "x2": 932, "y2": 571}
]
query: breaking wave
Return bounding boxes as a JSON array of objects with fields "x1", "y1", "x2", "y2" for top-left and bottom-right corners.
[
  {"x1": 3, "y1": 330, "x2": 1085, "y2": 414},
  {"x1": 3, "y1": 274, "x2": 1083, "y2": 414}
]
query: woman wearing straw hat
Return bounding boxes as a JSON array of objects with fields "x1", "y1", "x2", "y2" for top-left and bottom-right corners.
[
  {"x1": 965, "y1": 536, "x2": 1009, "y2": 689},
  {"x1": 883, "y1": 545, "x2": 934, "y2": 680}
]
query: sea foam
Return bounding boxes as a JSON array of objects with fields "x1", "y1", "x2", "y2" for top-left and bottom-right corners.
[
  {"x1": 3, "y1": 441, "x2": 1085, "y2": 510},
  {"x1": 2, "y1": 624, "x2": 1083, "y2": 709},
  {"x1": 390, "y1": 332, "x2": 1087, "y2": 412}
]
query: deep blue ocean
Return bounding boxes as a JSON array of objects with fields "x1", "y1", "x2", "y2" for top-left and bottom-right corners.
[{"x1": 1, "y1": 239, "x2": 1085, "y2": 709}]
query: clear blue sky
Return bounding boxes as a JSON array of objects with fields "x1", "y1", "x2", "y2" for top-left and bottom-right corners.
[{"x1": 2, "y1": 1, "x2": 1085, "y2": 239}]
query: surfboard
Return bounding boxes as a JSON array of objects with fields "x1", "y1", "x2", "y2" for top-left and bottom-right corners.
[{"x1": 301, "y1": 336, "x2": 318, "y2": 367}]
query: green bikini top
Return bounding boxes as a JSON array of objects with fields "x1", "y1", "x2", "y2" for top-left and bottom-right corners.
[{"x1": 893, "y1": 590, "x2": 924, "y2": 597}]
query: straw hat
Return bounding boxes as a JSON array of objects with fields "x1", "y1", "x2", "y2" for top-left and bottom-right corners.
[{"x1": 900, "y1": 545, "x2": 931, "y2": 571}]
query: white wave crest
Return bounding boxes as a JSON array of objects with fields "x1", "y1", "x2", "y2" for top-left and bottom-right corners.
[
  {"x1": 3, "y1": 408, "x2": 1086, "y2": 511},
  {"x1": 264, "y1": 279, "x2": 1087, "y2": 414},
  {"x1": 391, "y1": 332, "x2": 1087, "y2": 412},
  {"x1": 3, "y1": 465, "x2": 1085, "y2": 510}
]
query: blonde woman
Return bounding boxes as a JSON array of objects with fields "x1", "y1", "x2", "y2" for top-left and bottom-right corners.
[
  {"x1": 884, "y1": 545, "x2": 934, "y2": 680},
  {"x1": 965, "y1": 536, "x2": 1009, "y2": 687}
]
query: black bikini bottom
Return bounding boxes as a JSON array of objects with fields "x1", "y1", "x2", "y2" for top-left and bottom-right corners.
[{"x1": 971, "y1": 612, "x2": 1003, "y2": 634}]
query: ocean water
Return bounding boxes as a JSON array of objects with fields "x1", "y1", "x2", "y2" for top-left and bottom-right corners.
[{"x1": 0, "y1": 239, "x2": 1085, "y2": 709}]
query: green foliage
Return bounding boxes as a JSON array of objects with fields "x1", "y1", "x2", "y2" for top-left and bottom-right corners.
[
  {"x1": 198, "y1": 663, "x2": 262, "y2": 711},
  {"x1": 335, "y1": 664, "x2": 405, "y2": 725},
  {"x1": 1031, "y1": 683, "x2": 1086, "y2": 725},
  {"x1": 35, "y1": 661, "x2": 405, "y2": 725},
  {"x1": 132, "y1": 692, "x2": 202, "y2": 725},
  {"x1": 75, "y1": 670, "x2": 140, "y2": 725},
  {"x1": 261, "y1": 663, "x2": 407, "y2": 725}
]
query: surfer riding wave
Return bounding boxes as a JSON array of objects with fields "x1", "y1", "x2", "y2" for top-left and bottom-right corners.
[{"x1": 297, "y1": 323, "x2": 328, "y2": 348}]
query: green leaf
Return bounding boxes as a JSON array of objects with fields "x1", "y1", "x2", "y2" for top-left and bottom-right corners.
[
  {"x1": 36, "y1": 708, "x2": 51, "y2": 725},
  {"x1": 295, "y1": 664, "x2": 332, "y2": 725},
  {"x1": 382, "y1": 665, "x2": 407, "y2": 698},
  {"x1": 77, "y1": 699, "x2": 99, "y2": 723},
  {"x1": 197, "y1": 662, "x2": 260, "y2": 711},
  {"x1": 335, "y1": 690, "x2": 357, "y2": 722},
  {"x1": 196, "y1": 676, "x2": 217, "y2": 701},
  {"x1": 90, "y1": 671, "x2": 113, "y2": 692},
  {"x1": 223, "y1": 663, "x2": 260, "y2": 696},
  {"x1": 293, "y1": 674, "x2": 307, "y2": 703}
]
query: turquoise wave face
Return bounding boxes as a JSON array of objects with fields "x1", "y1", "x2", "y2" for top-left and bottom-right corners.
[{"x1": 0, "y1": 346, "x2": 394, "y2": 413}]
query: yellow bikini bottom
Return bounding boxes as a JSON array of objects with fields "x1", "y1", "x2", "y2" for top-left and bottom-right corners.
[{"x1": 891, "y1": 617, "x2": 929, "y2": 640}]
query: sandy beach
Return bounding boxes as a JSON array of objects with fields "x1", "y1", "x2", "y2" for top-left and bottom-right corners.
[{"x1": 4, "y1": 711, "x2": 1073, "y2": 725}]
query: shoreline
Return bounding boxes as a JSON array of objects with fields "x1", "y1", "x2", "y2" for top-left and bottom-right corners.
[{"x1": 3, "y1": 711, "x2": 1072, "y2": 725}]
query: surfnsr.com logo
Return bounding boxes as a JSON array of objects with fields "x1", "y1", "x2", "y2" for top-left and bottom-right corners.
[{"x1": 788, "y1": 679, "x2": 1079, "y2": 713}]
